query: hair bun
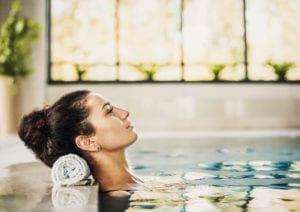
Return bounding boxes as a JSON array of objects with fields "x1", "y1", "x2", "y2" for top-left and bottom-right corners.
[{"x1": 18, "y1": 108, "x2": 50, "y2": 159}]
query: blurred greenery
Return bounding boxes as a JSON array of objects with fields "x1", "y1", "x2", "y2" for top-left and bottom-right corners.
[
  {"x1": 265, "y1": 60, "x2": 294, "y2": 81},
  {"x1": 131, "y1": 64, "x2": 159, "y2": 81},
  {"x1": 0, "y1": 0, "x2": 40, "y2": 84},
  {"x1": 74, "y1": 64, "x2": 87, "y2": 81},
  {"x1": 210, "y1": 64, "x2": 226, "y2": 80}
]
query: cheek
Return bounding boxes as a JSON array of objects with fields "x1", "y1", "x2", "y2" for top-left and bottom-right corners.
[
  {"x1": 101, "y1": 129, "x2": 138, "y2": 151},
  {"x1": 94, "y1": 123, "x2": 135, "y2": 150}
]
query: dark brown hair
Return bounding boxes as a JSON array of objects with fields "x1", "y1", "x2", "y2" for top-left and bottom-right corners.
[{"x1": 18, "y1": 90, "x2": 94, "y2": 167}]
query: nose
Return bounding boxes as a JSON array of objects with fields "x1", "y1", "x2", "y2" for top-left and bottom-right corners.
[{"x1": 115, "y1": 107, "x2": 129, "y2": 120}]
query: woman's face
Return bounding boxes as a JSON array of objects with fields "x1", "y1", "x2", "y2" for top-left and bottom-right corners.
[{"x1": 85, "y1": 93, "x2": 138, "y2": 151}]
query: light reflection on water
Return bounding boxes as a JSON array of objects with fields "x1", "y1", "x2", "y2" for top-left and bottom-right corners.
[
  {"x1": 129, "y1": 183, "x2": 300, "y2": 211},
  {"x1": 127, "y1": 160, "x2": 300, "y2": 211},
  {"x1": 4, "y1": 138, "x2": 298, "y2": 211},
  {"x1": 126, "y1": 138, "x2": 300, "y2": 211}
]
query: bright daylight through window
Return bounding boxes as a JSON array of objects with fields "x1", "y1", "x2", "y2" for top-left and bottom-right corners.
[{"x1": 49, "y1": 0, "x2": 300, "y2": 83}]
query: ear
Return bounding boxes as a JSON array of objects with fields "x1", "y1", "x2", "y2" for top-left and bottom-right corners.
[{"x1": 75, "y1": 135, "x2": 99, "y2": 152}]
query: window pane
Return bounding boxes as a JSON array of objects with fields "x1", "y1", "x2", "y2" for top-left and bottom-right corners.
[
  {"x1": 49, "y1": 0, "x2": 300, "y2": 82},
  {"x1": 247, "y1": 0, "x2": 300, "y2": 81},
  {"x1": 155, "y1": 66, "x2": 182, "y2": 81},
  {"x1": 51, "y1": 63, "x2": 77, "y2": 81},
  {"x1": 183, "y1": 0, "x2": 244, "y2": 81},
  {"x1": 84, "y1": 65, "x2": 117, "y2": 81},
  {"x1": 51, "y1": 0, "x2": 116, "y2": 81},
  {"x1": 118, "y1": 0, "x2": 182, "y2": 81}
]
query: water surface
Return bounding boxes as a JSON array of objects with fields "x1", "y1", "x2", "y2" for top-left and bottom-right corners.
[
  {"x1": 126, "y1": 137, "x2": 300, "y2": 211},
  {"x1": 1, "y1": 137, "x2": 299, "y2": 211}
]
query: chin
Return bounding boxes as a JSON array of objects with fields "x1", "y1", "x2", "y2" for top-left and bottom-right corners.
[
  {"x1": 132, "y1": 132, "x2": 138, "y2": 142},
  {"x1": 130, "y1": 131, "x2": 138, "y2": 144}
]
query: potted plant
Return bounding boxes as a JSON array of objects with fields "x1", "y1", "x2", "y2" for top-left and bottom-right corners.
[
  {"x1": 74, "y1": 64, "x2": 87, "y2": 81},
  {"x1": 131, "y1": 64, "x2": 159, "y2": 81},
  {"x1": 265, "y1": 60, "x2": 294, "y2": 81},
  {"x1": 0, "y1": 0, "x2": 40, "y2": 134},
  {"x1": 0, "y1": 0, "x2": 40, "y2": 85},
  {"x1": 210, "y1": 64, "x2": 226, "y2": 81}
]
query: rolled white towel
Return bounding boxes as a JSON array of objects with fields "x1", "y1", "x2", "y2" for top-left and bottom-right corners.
[
  {"x1": 51, "y1": 154, "x2": 94, "y2": 186},
  {"x1": 52, "y1": 186, "x2": 91, "y2": 208}
]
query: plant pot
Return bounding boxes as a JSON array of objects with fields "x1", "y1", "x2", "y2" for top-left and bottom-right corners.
[
  {"x1": 0, "y1": 77, "x2": 22, "y2": 135},
  {"x1": 277, "y1": 73, "x2": 286, "y2": 81}
]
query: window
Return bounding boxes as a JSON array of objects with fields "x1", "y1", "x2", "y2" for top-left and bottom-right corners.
[
  {"x1": 247, "y1": 0, "x2": 300, "y2": 81},
  {"x1": 48, "y1": 0, "x2": 300, "y2": 83}
]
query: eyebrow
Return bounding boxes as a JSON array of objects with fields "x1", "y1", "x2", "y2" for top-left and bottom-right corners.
[{"x1": 101, "y1": 102, "x2": 111, "y2": 110}]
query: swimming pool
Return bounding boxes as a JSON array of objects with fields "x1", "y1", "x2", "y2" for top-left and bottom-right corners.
[
  {"x1": 125, "y1": 137, "x2": 300, "y2": 211},
  {"x1": 1, "y1": 135, "x2": 300, "y2": 211}
]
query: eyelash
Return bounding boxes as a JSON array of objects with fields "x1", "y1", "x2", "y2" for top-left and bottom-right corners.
[{"x1": 107, "y1": 107, "x2": 113, "y2": 114}]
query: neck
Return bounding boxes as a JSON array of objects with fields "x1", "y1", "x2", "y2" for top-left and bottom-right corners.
[{"x1": 87, "y1": 149, "x2": 144, "y2": 192}]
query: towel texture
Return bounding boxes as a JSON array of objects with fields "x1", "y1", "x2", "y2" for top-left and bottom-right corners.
[
  {"x1": 52, "y1": 186, "x2": 91, "y2": 208},
  {"x1": 51, "y1": 154, "x2": 94, "y2": 186}
]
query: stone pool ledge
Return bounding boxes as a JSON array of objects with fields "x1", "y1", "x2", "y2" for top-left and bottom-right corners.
[
  {"x1": 0, "y1": 135, "x2": 98, "y2": 212},
  {"x1": 0, "y1": 135, "x2": 36, "y2": 169}
]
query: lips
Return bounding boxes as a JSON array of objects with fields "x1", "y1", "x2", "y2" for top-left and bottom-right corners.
[
  {"x1": 126, "y1": 125, "x2": 133, "y2": 129},
  {"x1": 126, "y1": 121, "x2": 133, "y2": 129}
]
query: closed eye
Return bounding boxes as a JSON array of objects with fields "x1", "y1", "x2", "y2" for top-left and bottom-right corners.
[
  {"x1": 106, "y1": 106, "x2": 114, "y2": 114},
  {"x1": 101, "y1": 102, "x2": 114, "y2": 115}
]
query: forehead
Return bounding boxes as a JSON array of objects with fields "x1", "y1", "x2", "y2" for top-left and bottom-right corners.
[{"x1": 86, "y1": 93, "x2": 110, "y2": 108}]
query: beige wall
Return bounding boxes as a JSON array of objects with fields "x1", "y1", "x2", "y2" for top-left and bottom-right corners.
[
  {"x1": 46, "y1": 84, "x2": 300, "y2": 132},
  {"x1": 1, "y1": 0, "x2": 300, "y2": 135}
]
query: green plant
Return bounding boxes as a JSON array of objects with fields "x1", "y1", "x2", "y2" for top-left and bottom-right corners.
[
  {"x1": 265, "y1": 60, "x2": 294, "y2": 81},
  {"x1": 132, "y1": 64, "x2": 159, "y2": 81},
  {"x1": 210, "y1": 64, "x2": 226, "y2": 80},
  {"x1": 74, "y1": 64, "x2": 87, "y2": 81},
  {"x1": 0, "y1": 0, "x2": 40, "y2": 84}
]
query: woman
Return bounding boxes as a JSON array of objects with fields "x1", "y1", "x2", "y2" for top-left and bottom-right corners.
[{"x1": 18, "y1": 90, "x2": 144, "y2": 193}]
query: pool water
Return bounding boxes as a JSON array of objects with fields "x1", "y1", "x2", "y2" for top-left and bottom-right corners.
[
  {"x1": 125, "y1": 137, "x2": 300, "y2": 211},
  {"x1": 1, "y1": 136, "x2": 300, "y2": 211}
]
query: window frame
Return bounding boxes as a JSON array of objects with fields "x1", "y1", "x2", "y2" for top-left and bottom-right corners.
[{"x1": 47, "y1": 0, "x2": 300, "y2": 84}]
